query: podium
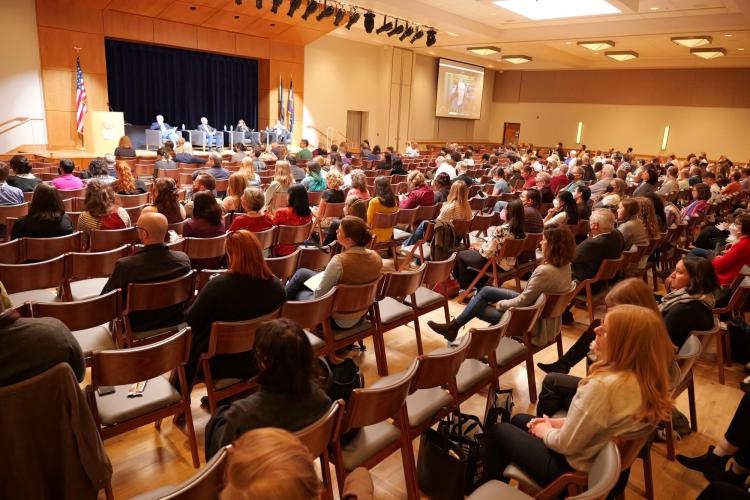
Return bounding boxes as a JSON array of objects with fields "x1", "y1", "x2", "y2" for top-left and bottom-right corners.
[{"x1": 84, "y1": 112, "x2": 125, "y2": 157}]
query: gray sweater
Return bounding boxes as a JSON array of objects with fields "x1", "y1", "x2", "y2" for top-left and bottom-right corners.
[{"x1": 496, "y1": 263, "x2": 572, "y2": 312}]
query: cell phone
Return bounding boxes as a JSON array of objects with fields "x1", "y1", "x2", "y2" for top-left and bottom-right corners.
[{"x1": 97, "y1": 386, "x2": 115, "y2": 396}]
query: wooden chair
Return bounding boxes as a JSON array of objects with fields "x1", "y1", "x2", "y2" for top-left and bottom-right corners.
[
  {"x1": 157, "y1": 168, "x2": 180, "y2": 181},
  {"x1": 404, "y1": 253, "x2": 456, "y2": 324},
  {"x1": 115, "y1": 193, "x2": 150, "y2": 208},
  {"x1": 199, "y1": 309, "x2": 281, "y2": 414},
  {"x1": 195, "y1": 269, "x2": 227, "y2": 293},
  {"x1": 88, "y1": 227, "x2": 139, "y2": 252},
  {"x1": 0, "y1": 239, "x2": 22, "y2": 264},
  {"x1": 537, "y1": 284, "x2": 579, "y2": 358},
  {"x1": 64, "y1": 245, "x2": 132, "y2": 301},
  {"x1": 183, "y1": 235, "x2": 227, "y2": 269},
  {"x1": 0, "y1": 255, "x2": 66, "y2": 304},
  {"x1": 31, "y1": 290, "x2": 123, "y2": 360},
  {"x1": 572, "y1": 257, "x2": 624, "y2": 323},
  {"x1": 295, "y1": 400, "x2": 345, "y2": 500},
  {"x1": 265, "y1": 248, "x2": 300, "y2": 284},
  {"x1": 57, "y1": 188, "x2": 86, "y2": 199},
  {"x1": 395, "y1": 207, "x2": 418, "y2": 235},
  {"x1": 270, "y1": 192, "x2": 289, "y2": 212},
  {"x1": 122, "y1": 271, "x2": 195, "y2": 347},
  {"x1": 252, "y1": 226, "x2": 277, "y2": 252},
  {"x1": 375, "y1": 264, "x2": 427, "y2": 357},
  {"x1": 281, "y1": 288, "x2": 336, "y2": 356},
  {"x1": 456, "y1": 237, "x2": 527, "y2": 304},
  {"x1": 711, "y1": 279, "x2": 750, "y2": 384},
  {"x1": 455, "y1": 316, "x2": 510, "y2": 410},
  {"x1": 311, "y1": 202, "x2": 345, "y2": 238},
  {"x1": 0, "y1": 202, "x2": 28, "y2": 239},
  {"x1": 307, "y1": 190, "x2": 323, "y2": 206},
  {"x1": 167, "y1": 220, "x2": 185, "y2": 235},
  {"x1": 22, "y1": 231, "x2": 83, "y2": 261},
  {"x1": 664, "y1": 335, "x2": 703, "y2": 461},
  {"x1": 298, "y1": 242, "x2": 336, "y2": 271},
  {"x1": 85, "y1": 328, "x2": 200, "y2": 468},
  {"x1": 332, "y1": 362, "x2": 420, "y2": 500},
  {"x1": 273, "y1": 221, "x2": 312, "y2": 257}
]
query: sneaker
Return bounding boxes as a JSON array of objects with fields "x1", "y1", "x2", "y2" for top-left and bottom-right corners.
[{"x1": 676, "y1": 446, "x2": 730, "y2": 481}]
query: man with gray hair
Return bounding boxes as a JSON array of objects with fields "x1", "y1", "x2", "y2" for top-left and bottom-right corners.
[{"x1": 590, "y1": 164, "x2": 615, "y2": 198}]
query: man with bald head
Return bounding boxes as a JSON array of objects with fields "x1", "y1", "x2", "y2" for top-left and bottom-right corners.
[{"x1": 101, "y1": 212, "x2": 191, "y2": 333}]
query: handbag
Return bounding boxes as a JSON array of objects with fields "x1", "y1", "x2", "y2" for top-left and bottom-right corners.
[
  {"x1": 317, "y1": 357, "x2": 364, "y2": 404},
  {"x1": 484, "y1": 388, "x2": 514, "y2": 427},
  {"x1": 432, "y1": 277, "x2": 460, "y2": 299},
  {"x1": 417, "y1": 412, "x2": 485, "y2": 498}
]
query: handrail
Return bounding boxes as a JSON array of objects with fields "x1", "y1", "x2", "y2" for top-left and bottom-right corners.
[
  {"x1": 307, "y1": 125, "x2": 350, "y2": 145},
  {"x1": 0, "y1": 117, "x2": 29, "y2": 129},
  {"x1": 0, "y1": 117, "x2": 43, "y2": 137}
]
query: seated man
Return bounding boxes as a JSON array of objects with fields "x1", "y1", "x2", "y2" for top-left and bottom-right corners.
[
  {"x1": 150, "y1": 114, "x2": 179, "y2": 145},
  {"x1": 197, "y1": 117, "x2": 223, "y2": 150},
  {"x1": 101, "y1": 212, "x2": 191, "y2": 333},
  {"x1": 51, "y1": 159, "x2": 84, "y2": 191},
  {"x1": 0, "y1": 161, "x2": 24, "y2": 206}
]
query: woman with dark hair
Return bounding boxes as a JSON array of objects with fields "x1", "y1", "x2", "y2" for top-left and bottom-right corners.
[
  {"x1": 183, "y1": 191, "x2": 226, "y2": 269},
  {"x1": 632, "y1": 166, "x2": 659, "y2": 196},
  {"x1": 432, "y1": 172, "x2": 452, "y2": 203},
  {"x1": 454, "y1": 199, "x2": 526, "y2": 290},
  {"x1": 7, "y1": 155, "x2": 41, "y2": 192},
  {"x1": 112, "y1": 161, "x2": 147, "y2": 195},
  {"x1": 367, "y1": 145, "x2": 382, "y2": 161},
  {"x1": 204, "y1": 318, "x2": 332, "y2": 459},
  {"x1": 682, "y1": 183, "x2": 711, "y2": 219},
  {"x1": 645, "y1": 192, "x2": 667, "y2": 231},
  {"x1": 144, "y1": 177, "x2": 186, "y2": 223},
  {"x1": 182, "y1": 230, "x2": 286, "y2": 394},
  {"x1": 366, "y1": 176, "x2": 399, "y2": 243},
  {"x1": 321, "y1": 195, "x2": 369, "y2": 246},
  {"x1": 273, "y1": 184, "x2": 313, "y2": 256},
  {"x1": 544, "y1": 190, "x2": 579, "y2": 226},
  {"x1": 617, "y1": 198, "x2": 649, "y2": 250},
  {"x1": 389, "y1": 158, "x2": 407, "y2": 176},
  {"x1": 11, "y1": 183, "x2": 73, "y2": 239},
  {"x1": 77, "y1": 180, "x2": 130, "y2": 233},
  {"x1": 223, "y1": 173, "x2": 248, "y2": 213},
  {"x1": 429, "y1": 225, "x2": 575, "y2": 342}
]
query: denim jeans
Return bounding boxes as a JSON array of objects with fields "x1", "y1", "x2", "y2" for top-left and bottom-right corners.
[
  {"x1": 403, "y1": 220, "x2": 428, "y2": 247},
  {"x1": 493, "y1": 200, "x2": 508, "y2": 213},
  {"x1": 455, "y1": 286, "x2": 520, "y2": 326},
  {"x1": 285, "y1": 268, "x2": 316, "y2": 301},
  {"x1": 205, "y1": 133, "x2": 223, "y2": 148}
]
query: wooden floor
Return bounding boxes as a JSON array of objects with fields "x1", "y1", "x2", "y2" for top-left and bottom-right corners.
[{"x1": 96, "y1": 284, "x2": 748, "y2": 500}]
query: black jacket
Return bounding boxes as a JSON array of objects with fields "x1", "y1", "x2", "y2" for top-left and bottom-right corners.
[{"x1": 572, "y1": 231, "x2": 624, "y2": 285}]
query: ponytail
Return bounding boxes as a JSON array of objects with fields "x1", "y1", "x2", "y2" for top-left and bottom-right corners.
[{"x1": 340, "y1": 215, "x2": 373, "y2": 247}]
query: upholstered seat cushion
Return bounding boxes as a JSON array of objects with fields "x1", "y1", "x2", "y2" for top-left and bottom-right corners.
[
  {"x1": 404, "y1": 287, "x2": 444, "y2": 309},
  {"x1": 129, "y1": 486, "x2": 176, "y2": 500},
  {"x1": 341, "y1": 421, "x2": 401, "y2": 471},
  {"x1": 130, "y1": 322, "x2": 188, "y2": 341},
  {"x1": 305, "y1": 329, "x2": 326, "y2": 352},
  {"x1": 456, "y1": 358, "x2": 492, "y2": 395},
  {"x1": 95, "y1": 375, "x2": 181, "y2": 426},
  {"x1": 405, "y1": 387, "x2": 452, "y2": 428},
  {"x1": 400, "y1": 243, "x2": 431, "y2": 260},
  {"x1": 73, "y1": 324, "x2": 116, "y2": 356},
  {"x1": 467, "y1": 480, "x2": 533, "y2": 500},
  {"x1": 213, "y1": 377, "x2": 248, "y2": 391},
  {"x1": 332, "y1": 320, "x2": 373, "y2": 342},
  {"x1": 377, "y1": 297, "x2": 414, "y2": 325},
  {"x1": 495, "y1": 337, "x2": 527, "y2": 367},
  {"x1": 9, "y1": 288, "x2": 59, "y2": 305},
  {"x1": 393, "y1": 228, "x2": 412, "y2": 241},
  {"x1": 69, "y1": 278, "x2": 108, "y2": 301},
  {"x1": 503, "y1": 464, "x2": 542, "y2": 492}
]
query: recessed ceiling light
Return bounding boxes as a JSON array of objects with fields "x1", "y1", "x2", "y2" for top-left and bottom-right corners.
[
  {"x1": 446, "y1": 32, "x2": 459, "y2": 37},
  {"x1": 690, "y1": 47, "x2": 727, "y2": 59},
  {"x1": 739, "y1": 48, "x2": 745, "y2": 51},
  {"x1": 578, "y1": 40, "x2": 615, "y2": 51},
  {"x1": 468, "y1": 46, "x2": 501, "y2": 56},
  {"x1": 502, "y1": 54, "x2": 532, "y2": 64},
  {"x1": 605, "y1": 50, "x2": 638, "y2": 61},
  {"x1": 565, "y1": 41, "x2": 572, "y2": 45},
  {"x1": 493, "y1": 0, "x2": 620, "y2": 20},
  {"x1": 671, "y1": 36, "x2": 712, "y2": 48},
  {"x1": 725, "y1": 34, "x2": 733, "y2": 37},
  {"x1": 650, "y1": 6, "x2": 659, "y2": 10}
]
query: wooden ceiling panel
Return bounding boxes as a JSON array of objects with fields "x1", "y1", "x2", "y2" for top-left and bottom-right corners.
[
  {"x1": 160, "y1": 2, "x2": 217, "y2": 25},
  {"x1": 279, "y1": 25, "x2": 329, "y2": 45},
  {"x1": 103, "y1": 10, "x2": 155, "y2": 43},
  {"x1": 202, "y1": 9, "x2": 258, "y2": 32},
  {"x1": 243, "y1": 17, "x2": 294, "y2": 38},
  {"x1": 196, "y1": 26, "x2": 237, "y2": 53},
  {"x1": 36, "y1": 0, "x2": 104, "y2": 34},
  {"x1": 153, "y1": 20, "x2": 198, "y2": 48},
  {"x1": 106, "y1": 0, "x2": 174, "y2": 18},
  {"x1": 236, "y1": 33, "x2": 271, "y2": 59}
]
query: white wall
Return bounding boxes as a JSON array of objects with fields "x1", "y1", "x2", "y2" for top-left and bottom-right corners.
[{"x1": 0, "y1": 0, "x2": 47, "y2": 153}]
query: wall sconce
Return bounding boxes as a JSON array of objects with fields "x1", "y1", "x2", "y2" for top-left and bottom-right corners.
[
  {"x1": 576, "y1": 121, "x2": 583, "y2": 143},
  {"x1": 661, "y1": 125, "x2": 670, "y2": 151}
]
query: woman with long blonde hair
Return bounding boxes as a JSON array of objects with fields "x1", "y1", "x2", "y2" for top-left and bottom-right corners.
[
  {"x1": 264, "y1": 160, "x2": 293, "y2": 211},
  {"x1": 635, "y1": 196, "x2": 661, "y2": 239},
  {"x1": 223, "y1": 172, "x2": 248, "y2": 213},
  {"x1": 484, "y1": 304, "x2": 673, "y2": 488},
  {"x1": 403, "y1": 178, "x2": 474, "y2": 247},
  {"x1": 238, "y1": 156, "x2": 260, "y2": 187}
]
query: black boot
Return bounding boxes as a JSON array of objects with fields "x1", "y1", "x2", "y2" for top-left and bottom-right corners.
[
  {"x1": 676, "y1": 446, "x2": 730, "y2": 481},
  {"x1": 427, "y1": 319, "x2": 460, "y2": 342},
  {"x1": 537, "y1": 359, "x2": 571, "y2": 374},
  {"x1": 716, "y1": 469, "x2": 749, "y2": 487}
]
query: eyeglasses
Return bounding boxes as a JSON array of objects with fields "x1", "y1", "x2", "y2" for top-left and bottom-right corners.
[{"x1": 133, "y1": 225, "x2": 149, "y2": 236}]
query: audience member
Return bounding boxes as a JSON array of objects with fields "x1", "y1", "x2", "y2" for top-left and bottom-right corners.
[
  {"x1": 432, "y1": 172, "x2": 452, "y2": 202},
  {"x1": 51, "y1": 159, "x2": 84, "y2": 191},
  {"x1": 84, "y1": 158, "x2": 117, "y2": 185},
  {"x1": 230, "y1": 187, "x2": 274, "y2": 232},
  {"x1": 238, "y1": 156, "x2": 261, "y2": 186},
  {"x1": 322, "y1": 195, "x2": 369, "y2": 246},
  {"x1": 0, "y1": 161, "x2": 25, "y2": 206},
  {"x1": 297, "y1": 139, "x2": 313, "y2": 161},
  {"x1": 535, "y1": 172, "x2": 555, "y2": 203},
  {"x1": 153, "y1": 147, "x2": 177, "y2": 178},
  {"x1": 544, "y1": 191, "x2": 578, "y2": 226},
  {"x1": 633, "y1": 166, "x2": 658, "y2": 196},
  {"x1": 346, "y1": 169, "x2": 369, "y2": 200},
  {"x1": 183, "y1": 191, "x2": 226, "y2": 269},
  {"x1": 657, "y1": 166, "x2": 680, "y2": 196},
  {"x1": 264, "y1": 161, "x2": 294, "y2": 211},
  {"x1": 77, "y1": 180, "x2": 131, "y2": 232},
  {"x1": 400, "y1": 170, "x2": 434, "y2": 209},
  {"x1": 595, "y1": 178, "x2": 626, "y2": 209},
  {"x1": 490, "y1": 166, "x2": 511, "y2": 195},
  {"x1": 231, "y1": 143, "x2": 247, "y2": 163},
  {"x1": 404, "y1": 180, "x2": 472, "y2": 246},
  {"x1": 573, "y1": 185, "x2": 592, "y2": 220},
  {"x1": 273, "y1": 184, "x2": 313, "y2": 255},
  {"x1": 617, "y1": 198, "x2": 648, "y2": 250},
  {"x1": 367, "y1": 176, "x2": 399, "y2": 243},
  {"x1": 144, "y1": 177, "x2": 186, "y2": 223},
  {"x1": 301, "y1": 160, "x2": 326, "y2": 192},
  {"x1": 222, "y1": 173, "x2": 248, "y2": 213},
  {"x1": 114, "y1": 135, "x2": 136, "y2": 158},
  {"x1": 112, "y1": 161, "x2": 147, "y2": 195},
  {"x1": 11, "y1": 183, "x2": 73, "y2": 240},
  {"x1": 193, "y1": 152, "x2": 230, "y2": 181},
  {"x1": 6, "y1": 155, "x2": 41, "y2": 193},
  {"x1": 589, "y1": 164, "x2": 614, "y2": 197},
  {"x1": 682, "y1": 183, "x2": 711, "y2": 219}
]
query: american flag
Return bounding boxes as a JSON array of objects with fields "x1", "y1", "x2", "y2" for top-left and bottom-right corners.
[
  {"x1": 75, "y1": 56, "x2": 88, "y2": 134},
  {"x1": 286, "y1": 79, "x2": 294, "y2": 133}
]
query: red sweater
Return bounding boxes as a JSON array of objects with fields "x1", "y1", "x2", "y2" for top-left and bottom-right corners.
[
  {"x1": 272, "y1": 208, "x2": 312, "y2": 256},
  {"x1": 713, "y1": 236, "x2": 750, "y2": 287}
]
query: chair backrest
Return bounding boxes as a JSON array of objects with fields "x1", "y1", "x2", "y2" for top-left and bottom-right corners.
[
  {"x1": 295, "y1": 400, "x2": 344, "y2": 459},
  {"x1": 0, "y1": 255, "x2": 66, "y2": 294},
  {"x1": 674, "y1": 334, "x2": 702, "y2": 390},
  {"x1": 505, "y1": 294, "x2": 546, "y2": 342},
  {"x1": 265, "y1": 248, "x2": 300, "y2": 283},
  {"x1": 496, "y1": 236, "x2": 526, "y2": 259},
  {"x1": 615, "y1": 426, "x2": 654, "y2": 470},
  {"x1": 271, "y1": 192, "x2": 289, "y2": 210},
  {"x1": 297, "y1": 243, "x2": 336, "y2": 272},
  {"x1": 421, "y1": 252, "x2": 457, "y2": 287},
  {"x1": 31, "y1": 289, "x2": 122, "y2": 333},
  {"x1": 414, "y1": 204, "x2": 440, "y2": 221},
  {"x1": 167, "y1": 220, "x2": 186, "y2": 235},
  {"x1": 156, "y1": 445, "x2": 230, "y2": 499},
  {"x1": 91, "y1": 328, "x2": 191, "y2": 388},
  {"x1": 412, "y1": 332, "x2": 472, "y2": 391},
  {"x1": 57, "y1": 188, "x2": 85, "y2": 199},
  {"x1": 396, "y1": 207, "x2": 417, "y2": 225},
  {"x1": 207, "y1": 309, "x2": 281, "y2": 357},
  {"x1": 568, "y1": 441, "x2": 621, "y2": 500},
  {"x1": 371, "y1": 211, "x2": 399, "y2": 231},
  {"x1": 466, "y1": 314, "x2": 510, "y2": 360},
  {"x1": 540, "y1": 283, "x2": 578, "y2": 320},
  {"x1": 690, "y1": 317, "x2": 721, "y2": 351},
  {"x1": 184, "y1": 235, "x2": 227, "y2": 260},
  {"x1": 469, "y1": 213, "x2": 494, "y2": 233},
  {"x1": 341, "y1": 361, "x2": 418, "y2": 433},
  {"x1": 275, "y1": 222, "x2": 312, "y2": 246},
  {"x1": 115, "y1": 193, "x2": 150, "y2": 208},
  {"x1": 281, "y1": 288, "x2": 336, "y2": 330},
  {"x1": 88, "y1": 227, "x2": 139, "y2": 252},
  {"x1": 253, "y1": 226, "x2": 277, "y2": 250},
  {"x1": 722, "y1": 276, "x2": 750, "y2": 317},
  {"x1": 597, "y1": 256, "x2": 625, "y2": 281},
  {"x1": 0, "y1": 239, "x2": 22, "y2": 264},
  {"x1": 0, "y1": 202, "x2": 29, "y2": 226},
  {"x1": 23, "y1": 232, "x2": 83, "y2": 261},
  {"x1": 307, "y1": 190, "x2": 323, "y2": 206},
  {"x1": 65, "y1": 244, "x2": 131, "y2": 280},
  {"x1": 331, "y1": 278, "x2": 383, "y2": 319},
  {"x1": 381, "y1": 264, "x2": 426, "y2": 300},
  {"x1": 319, "y1": 202, "x2": 345, "y2": 219},
  {"x1": 452, "y1": 218, "x2": 472, "y2": 240},
  {"x1": 522, "y1": 232, "x2": 543, "y2": 253},
  {"x1": 125, "y1": 271, "x2": 195, "y2": 313}
]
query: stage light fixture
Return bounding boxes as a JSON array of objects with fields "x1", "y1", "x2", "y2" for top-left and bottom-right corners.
[
  {"x1": 316, "y1": 2, "x2": 335, "y2": 21},
  {"x1": 426, "y1": 29, "x2": 437, "y2": 46},
  {"x1": 388, "y1": 22, "x2": 404, "y2": 37},
  {"x1": 236, "y1": 0, "x2": 244, "y2": 6},
  {"x1": 287, "y1": 0, "x2": 302, "y2": 17},
  {"x1": 345, "y1": 9, "x2": 360, "y2": 29},
  {"x1": 333, "y1": 7, "x2": 346, "y2": 26},
  {"x1": 363, "y1": 11, "x2": 375, "y2": 32},
  {"x1": 399, "y1": 24, "x2": 414, "y2": 41},
  {"x1": 270, "y1": 0, "x2": 282, "y2": 13},
  {"x1": 410, "y1": 29, "x2": 424, "y2": 43},
  {"x1": 255, "y1": 0, "x2": 261, "y2": 8},
  {"x1": 301, "y1": 0, "x2": 319, "y2": 20},
  {"x1": 376, "y1": 16, "x2": 393, "y2": 34}
]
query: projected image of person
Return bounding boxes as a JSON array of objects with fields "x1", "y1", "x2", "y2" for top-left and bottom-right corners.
[{"x1": 449, "y1": 78, "x2": 469, "y2": 114}]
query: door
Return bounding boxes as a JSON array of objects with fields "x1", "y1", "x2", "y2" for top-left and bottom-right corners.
[
  {"x1": 502, "y1": 122, "x2": 521, "y2": 146},
  {"x1": 346, "y1": 111, "x2": 365, "y2": 148}
]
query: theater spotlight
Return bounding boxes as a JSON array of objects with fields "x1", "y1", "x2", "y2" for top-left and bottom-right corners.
[
  {"x1": 270, "y1": 0, "x2": 282, "y2": 13},
  {"x1": 410, "y1": 29, "x2": 424, "y2": 44},
  {"x1": 316, "y1": 2, "x2": 335, "y2": 21},
  {"x1": 287, "y1": 0, "x2": 302, "y2": 17},
  {"x1": 426, "y1": 29, "x2": 437, "y2": 46},
  {"x1": 399, "y1": 24, "x2": 414, "y2": 42},
  {"x1": 301, "y1": 0, "x2": 318, "y2": 20},
  {"x1": 363, "y1": 11, "x2": 375, "y2": 33},
  {"x1": 255, "y1": 0, "x2": 261, "y2": 8},
  {"x1": 333, "y1": 7, "x2": 346, "y2": 26},
  {"x1": 345, "y1": 9, "x2": 360, "y2": 29},
  {"x1": 388, "y1": 22, "x2": 404, "y2": 37},
  {"x1": 375, "y1": 16, "x2": 393, "y2": 34}
]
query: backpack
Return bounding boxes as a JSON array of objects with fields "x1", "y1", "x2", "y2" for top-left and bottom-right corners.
[{"x1": 317, "y1": 357, "x2": 364, "y2": 404}]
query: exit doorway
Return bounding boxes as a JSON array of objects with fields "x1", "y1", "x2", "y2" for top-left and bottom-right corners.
[
  {"x1": 503, "y1": 122, "x2": 521, "y2": 146},
  {"x1": 346, "y1": 111, "x2": 368, "y2": 149}
]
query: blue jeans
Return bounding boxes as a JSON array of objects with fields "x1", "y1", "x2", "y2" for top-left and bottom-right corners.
[
  {"x1": 161, "y1": 131, "x2": 180, "y2": 144},
  {"x1": 205, "y1": 133, "x2": 223, "y2": 148},
  {"x1": 455, "y1": 286, "x2": 519, "y2": 326},
  {"x1": 493, "y1": 200, "x2": 508, "y2": 213},
  {"x1": 404, "y1": 220, "x2": 428, "y2": 246},
  {"x1": 689, "y1": 248, "x2": 712, "y2": 258},
  {"x1": 285, "y1": 268, "x2": 316, "y2": 301}
]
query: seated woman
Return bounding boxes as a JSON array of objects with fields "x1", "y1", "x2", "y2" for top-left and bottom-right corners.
[
  {"x1": 204, "y1": 319, "x2": 331, "y2": 460},
  {"x1": 390, "y1": 158, "x2": 407, "y2": 176},
  {"x1": 286, "y1": 216, "x2": 382, "y2": 327},
  {"x1": 300, "y1": 160, "x2": 326, "y2": 193},
  {"x1": 484, "y1": 304, "x2": 673, "y2": 489},
  {"x1": 143, "y1": 177, "x2": 186, "y2": 223},
  {"x1": 113, "y1": 135, "x2": 136, "y2": 158},
  {"x1": 183, "y1": 230, "x2": 286, "y2": 393},
  {"x1": 111, "y1": 161, "x2": 147, "y2": 195},
  {"x1": 403, "y1": 179, "x2": 472, "y2": 247},
  {"x1": 632, "y1": 166, "x2": 658, "y2": 197},
  {"x1": 617, "y1": 198, "x2": 649, "y2": 250},
  {"x1": 346, "y1": 169, "x2": 370, "y2": 200},
  {"x1": 238, "y1": 157, "x2": 261, "y2": 187},
  {"x1": 312, "y1": 169, "x2": 347, "y2": 235},
  {"x1": 322, "y1": 195, "x2": 369, "y2": 246},
  {"x1": 453, "y1": 199, "x2": 525, "y2": 291},
  {"x1": 83, "y1": 158, "x2": 117, "y2": 185},
  {"x1": 273, "y1": 184, "x2": 313, "y2": 256},
  {"x1": 594, "y1": 178, "x2": 626, "y2": 209},
  {"x1": 229, "y1": 187, "x2": 274, "y2": 232},
  {"x1": 366, "y1": 176, "x2": 399, "y2": 244},
  {"x1": 399, "y1": 170, "x2": 434, "y2": 209},
  {"x1": 263, "y1": 161, "x2": 294, "y2": 212},
  {"x1": 432, "y1": 172, "x2": 452, "y2": 203},
  {"x1": 6, "y1": 155, "x2": 41, "y2": 193},
  {"x1": 428, "y1": 224, "x2": 575, "y2": 342},
  {"x1": 183, "y1": 191, "x2": 226, "y2": 269},
  {"x1": 698, "y1": 214, "x2": 750, "y2": 305},
  {"x1": 682, "y1": 182, "x2": 711, "y2": 219},
  {"x1": 222, "y1": 172, "x2": 248, "y2": 213},
  {"x1": 11, "y1": 183, "x2": 73, "y2": 239},
  {"x1": 544, "y1": 190, "x2": 579, "y2": 227},
  {"x1": 77, "y1": 180, "x2": 131, "y2": 233}
]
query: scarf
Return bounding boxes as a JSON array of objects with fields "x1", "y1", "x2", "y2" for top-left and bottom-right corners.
[{"x1": 659, "y1": 287, "x2": 715, "y2": 314}]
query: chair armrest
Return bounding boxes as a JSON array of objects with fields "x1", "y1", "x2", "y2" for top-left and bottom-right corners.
[{"x1": 534, "y1": 472, "x2": 588, "y2": 500}]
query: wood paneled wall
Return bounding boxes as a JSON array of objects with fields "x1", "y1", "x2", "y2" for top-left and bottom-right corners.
[{"x1": 35, "y1": 0, "x2": 307, "y2": 148}]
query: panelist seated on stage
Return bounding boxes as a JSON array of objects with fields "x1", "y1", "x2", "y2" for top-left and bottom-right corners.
[
  {"x1": 150, "y1": 114, "x2": 179, "y2": 145},
  {"x1": 197, "y1": 117, "x2": 223, "y2": 149}
]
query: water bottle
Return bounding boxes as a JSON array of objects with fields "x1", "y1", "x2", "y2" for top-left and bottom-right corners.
[
  {"x1": 223, "y1": 125, "x2": 227, "y2": 131},
  {"x1": 181, "y1": 124, "x2": 185, "y2": 130},
  {"x1": 230, "y1": 125, "x2": 233, "y2": 131}
]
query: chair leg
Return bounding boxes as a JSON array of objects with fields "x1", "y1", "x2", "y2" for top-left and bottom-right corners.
[
  {"x1": 413, "y1": 318, "x2": 424, "y2": 355},
  {"x1": 332, "y1": 443, "x2": 348, "y2": 497},
  {"x1": 724, "y1": 330, "x2": 733, "y2": 367},
  {"x1": 397, "y1": 407, "x2": 420, "y2": 500},
  {"x1": 319, "y1": 453, "x2": 335, "y2": 500},
  {"x1": 716, "y1": 332, "x2": 726, "y2": 385},
  {"x1": 688, "y1": 376, "x2": 698, "y2": 432},
  {"x1": 556, "y1": 335, "x2": 564, "y2": 359},
  {"x1": 665, "y1": 417, "x2": 676, "y2": 461},
  {"x1": 456, "y1": 260, "x2": 492, "y2": 303},
  {"x1": 525, "y1": 354, "x2": 537, "y2": 403},
  {"x1": 642, "y1": 446, "x2": 654, "y2": 500},
  {"x1": 586, "y1": 284, "x2": 594, "y2": 324},
  {"x1": 104, "y1": 481, "x2": 115, "y2": 500},
  {"x1": 443, "y1": 301, "x2": 450, "y2": 323},
  {"x1": 373, "y1": 330, "x2": 389, "y2": 376}
]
